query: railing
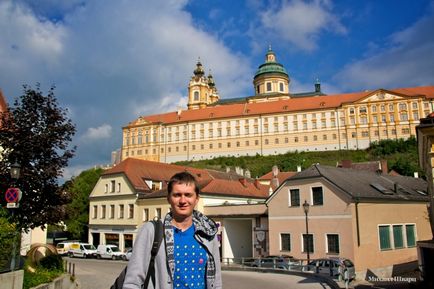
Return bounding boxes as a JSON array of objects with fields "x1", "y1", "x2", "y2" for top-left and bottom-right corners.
[{"x1": 221, "y1": 257, "x2": 308, "y2": 272}]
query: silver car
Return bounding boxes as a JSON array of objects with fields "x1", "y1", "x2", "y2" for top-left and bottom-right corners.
[{"x1": 307, "y1": 258, "x2": 356, "y2": 280}]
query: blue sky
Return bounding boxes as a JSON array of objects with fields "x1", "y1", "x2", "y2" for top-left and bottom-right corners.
[{"x1": 0, "y1": 0, "x2": 433, "y2": 180}]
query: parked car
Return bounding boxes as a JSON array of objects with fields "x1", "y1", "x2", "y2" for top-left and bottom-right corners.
[
  {"x1": 125, "y1": 248, "x2": 133, "y2": 261},
  {"x1": 252, "y1": 255, "x2": 300, "y2": 270},
  {"x1": 305, "y1": 258, "x2": 356, "y2": 280},
  {"x1": 96, "y1": 244, "x2": 126, "y2": 260},
  {"x1": 68, "y1": 243, "x2": 97, "y2": 258},
  {"x1": 56, "y1": 241, "x2": 79, "y2": 256}
]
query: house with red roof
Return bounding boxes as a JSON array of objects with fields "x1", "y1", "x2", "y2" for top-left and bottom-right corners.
[{"x1": 88, "y1": 157, "x2": 270, "y2": 259}]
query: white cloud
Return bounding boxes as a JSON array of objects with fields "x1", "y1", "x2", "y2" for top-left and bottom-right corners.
[
  {"x1": 0, "y1": 0, "x2": 252, "y2": 172},
  {"x1": 334, "y1": 5, "x2": 434, "y2": 90},
  {"x1": 81, "y1": 124, "x2": 112, "y2": 142},
  {"x1": 258, "y1": 0, "x2": 346, "y2": 51}
]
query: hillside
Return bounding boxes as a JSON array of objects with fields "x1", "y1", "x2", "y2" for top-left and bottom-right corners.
[{"x1": 175, "y1": 137, "x2": 422, "y2": 178}]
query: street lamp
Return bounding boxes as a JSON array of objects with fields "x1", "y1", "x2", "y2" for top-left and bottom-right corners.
[
  {"x1": 302, "y1": 200, "x2": 310, "y2": 264},
  {"x1": 10, "y1": 162, "x2": 21, "y2": 180}
]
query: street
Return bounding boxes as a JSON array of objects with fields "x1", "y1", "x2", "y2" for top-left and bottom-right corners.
[{"x1": 66, "y1": 257, "x2": 332, "y2": 289}]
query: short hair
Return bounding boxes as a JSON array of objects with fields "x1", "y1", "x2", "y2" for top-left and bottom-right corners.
[{"x1": 167, "y1": 171, "x2": 200, "y2": 196}]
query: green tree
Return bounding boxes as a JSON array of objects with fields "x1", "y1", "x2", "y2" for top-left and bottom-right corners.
[
  {"x1": 0, "y1": 84, "x2": 76, "y2": 230},
  {"x1": 63, "y1": 168, "x2": 103, "y2": 241}
]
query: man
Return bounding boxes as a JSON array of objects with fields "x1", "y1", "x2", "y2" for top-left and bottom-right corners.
[{"x1": 123, "y1": 172, "x2": 222, "y2": 289}]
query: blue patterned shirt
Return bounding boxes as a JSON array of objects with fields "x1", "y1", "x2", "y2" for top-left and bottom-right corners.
[{"x1": 173, "y1": 224, "x2": 208, "y2": 289}]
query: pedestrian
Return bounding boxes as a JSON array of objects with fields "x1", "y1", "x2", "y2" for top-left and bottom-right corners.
[{"x1": 123, "y1": 171, "x2": 222, "y2": 289}]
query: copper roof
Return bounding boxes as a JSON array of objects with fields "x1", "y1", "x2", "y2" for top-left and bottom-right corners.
[{"x1": 126, "y1": 86, "x2": 434, "y2": 127}]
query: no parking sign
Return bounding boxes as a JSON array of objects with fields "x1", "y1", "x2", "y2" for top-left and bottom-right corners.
[{"x1": 5, "y1": 187, "x2": 22, "y2": 208}]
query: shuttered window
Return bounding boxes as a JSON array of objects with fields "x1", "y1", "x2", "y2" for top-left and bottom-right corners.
[
  {"x1": 393, "y1": 225, "x2": 404, "y2": 249},
  {"x1": 406, "y1": 225, "x2": 416, "y2": 247},
  {"x1": 379, "y1": 225, "x2": 391, "y2": 250}
]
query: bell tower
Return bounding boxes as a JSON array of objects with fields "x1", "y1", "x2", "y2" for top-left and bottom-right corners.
[{"x1": 187, "y1": 59, "x2": 220, "y2": 110}]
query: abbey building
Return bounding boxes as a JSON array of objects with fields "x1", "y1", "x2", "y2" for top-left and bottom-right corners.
[{"x1": 122, "y1": 47, "x2": 434, "y2": 163}]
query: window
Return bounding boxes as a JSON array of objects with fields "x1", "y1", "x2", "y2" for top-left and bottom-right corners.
[
  {"x1": 128, "y1": 204, "x2": 134, "y2": 219},
  {"x1": 101, "y1": 205, "x2": 106, "y2": 219},
  {"x1": 143, "y1": 208, "x2": 149, "y2": 222},
  {"x1": 265, "y1": 139, "x2": 269, "y2": 145},
  {"x1": 279, "y1": 82, "x2": 284, "y2": 92},
  {"x1": 255, "y1": 140, "x2": 259, "y2": 146},
  {"x1": 327, "y1": 234, "x2": 340, "y2": 254},
  {"x1": 313, "y1": 135, "x2": 318, "y2": 141},
  {"x1": 110, "y1": 180, "x2": 116, "y2": 193},
  {"x1": 110, "y1": 205, "x2": 115, "y2": 219},
  {"x1": 393, "y1": 225, "x2": 404, "y2": 249},
  {"x1": 294, "y1": 137, "x2": 299, "y2": 143},
  {"x1": 266, "y1": 82, "x2": 272, "y2": 92},
  {"x1": 289, "y1": 189, "x2": 300, "y2": 207},
  {"x1": 93, "y1": 206, "x2": 98, "y2": 219},
  {"x1": 302, "y1": 234, "x2": 314, "y2": 253},
  {"x1": 406, "y1": 224, "x2": 416, "y2": 247},
  {"x1": 312, "y1": 187, "x2": 323, "y2": 205},
  {"x1": 194, "y1": 91, "x2": 199, "y2": 101},
  {"x1": 156, "y1": 208, "x2": 162, "y2": 219},
  {"x1": 119, "y1": 205, "x2": 124, "y2": 219},
  {"x1": 379, "y1": 225, "x2": 392, "y2": 250},
  {"x1": 280, "y1": 233, "x2": 291, "y2": 251}
]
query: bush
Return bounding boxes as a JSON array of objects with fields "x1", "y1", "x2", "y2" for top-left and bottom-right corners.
[
  {"x1": 23, "y1": 268, "x2": 63, "y2": 289},
  {"x1": 39, "y1": 254, "x2": 63, "y2": 270}
]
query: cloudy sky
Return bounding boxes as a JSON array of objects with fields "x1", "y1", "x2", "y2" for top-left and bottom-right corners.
[{"x1": 1, "y1": 0, "x2": 433, "y2": 180}]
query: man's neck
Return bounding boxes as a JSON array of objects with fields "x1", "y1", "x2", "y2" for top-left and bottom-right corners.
[{"x1": 171, "y1": 215, "x2": 194, "y2": 231}]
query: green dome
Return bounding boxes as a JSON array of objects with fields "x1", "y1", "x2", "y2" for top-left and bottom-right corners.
[{"x1": 254, "y1": 62, "x2": 288, "y2": 78}]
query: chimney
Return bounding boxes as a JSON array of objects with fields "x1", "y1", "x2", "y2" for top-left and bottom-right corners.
[
  {"x1": 245, "y1": 169, "x2": 251, "y2": 178},
  {"x1": 341, "y1": 160, "x2": 352, "y2": 168},
  {"x1": 380, "y1": 160, "x2": 388, "y2": 174}
]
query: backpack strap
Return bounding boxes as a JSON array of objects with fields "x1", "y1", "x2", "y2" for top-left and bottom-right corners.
[{"x1": 143, "y1": 219, "x2": 164, "y2": 288}]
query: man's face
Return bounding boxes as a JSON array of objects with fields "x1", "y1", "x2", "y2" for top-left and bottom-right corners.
[{"x1": 167, "y1": 182, "x2": 199, "y2": 219}]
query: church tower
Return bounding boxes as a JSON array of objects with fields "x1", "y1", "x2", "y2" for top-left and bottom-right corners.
[
  {"x1": 253, "y1": 46, "x2": 290, "y2": 96},
  {"x1": 187, "y1": 59, "x2": 220, "y2": 110}
]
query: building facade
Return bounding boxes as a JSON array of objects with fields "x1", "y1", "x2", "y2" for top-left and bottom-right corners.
[
  {"x1": 266, "y1": 164, "x2": 432, "y2": 279},
  {"x1": 88, "y1": 158, "x2": 269, "y2": 255},
  {"x1": 122, "y1": 48, "x2": 434, "y2": 163}
]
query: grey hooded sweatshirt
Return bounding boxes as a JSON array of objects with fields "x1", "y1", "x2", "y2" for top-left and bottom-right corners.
[{"x1": 123, "y1": 210, "x2": 222, "y2": 289}]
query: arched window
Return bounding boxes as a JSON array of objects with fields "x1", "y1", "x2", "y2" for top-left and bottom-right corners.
[{"x1": 194, "y1": 91, "x2": 199, "y2": 101}]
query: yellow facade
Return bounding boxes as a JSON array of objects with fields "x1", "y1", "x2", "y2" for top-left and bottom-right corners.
[{"x1": 121, "y1": 49, "x2": 434, "y2": 163}]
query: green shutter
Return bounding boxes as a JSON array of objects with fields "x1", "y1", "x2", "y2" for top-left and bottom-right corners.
[
  {"x1": 393, "y1": 225, "x2": 404, "y2": 249},
  {"x1": 379, "y1": 226, "x2": 391, "y2": 250},
  {"x1": 406, "y1": 225, "x2": 416, "y2": 247}
]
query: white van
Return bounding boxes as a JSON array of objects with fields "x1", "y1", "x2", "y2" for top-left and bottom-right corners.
[
  {"x1": 56, "y1": 241, "x2": 79, "y2": 255},
  {"x1": 68, "y1": 243, "x2": 98, "y2": 258},
  {"x1": 96, "y1": 244, "x2": 126, "y2": 260}
]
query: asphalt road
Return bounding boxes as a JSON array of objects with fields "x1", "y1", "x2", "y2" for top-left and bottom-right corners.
[{"x1": 66, "y1": 257, "x2": 332, "y2": 289}]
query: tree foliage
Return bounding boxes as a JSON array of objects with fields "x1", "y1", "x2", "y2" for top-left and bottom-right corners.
[
  {"x1": 176, "y1": 137, "x2": 421, "y2": 178},
  {"x1": 62, "y1": 168, "x2": 103, "y2": 241},
  {"x1": 0, "y1": 84, "x2": 76, "y2": 230}
]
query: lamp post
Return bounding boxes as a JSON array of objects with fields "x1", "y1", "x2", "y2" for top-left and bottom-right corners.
[
  {"x1": 303, "y1": 200, "x2": 310, "y2": 264},
  {"x1": 9, "y1": 161, "x2": 21, "y2": 272}
]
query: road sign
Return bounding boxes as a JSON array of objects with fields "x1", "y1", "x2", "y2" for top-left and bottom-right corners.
[{"x1": 5, "y1": 187, "x2": 22, "y2": 203}]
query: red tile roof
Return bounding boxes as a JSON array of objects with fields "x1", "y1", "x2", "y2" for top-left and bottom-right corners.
[
  {"x1": 259, "y1": 171, "x2": 297, "y2": 184},
  {"x1": 126, "y1": 86, "x2": 434, "y2": 126},
  {"x1": 103, "y1": 157, "x2": 268, "y2": 198}
]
